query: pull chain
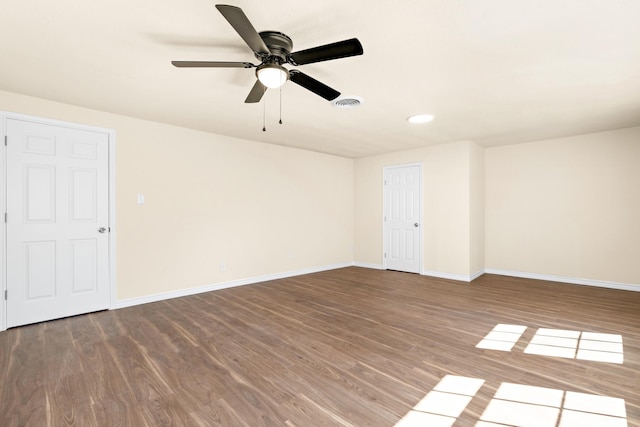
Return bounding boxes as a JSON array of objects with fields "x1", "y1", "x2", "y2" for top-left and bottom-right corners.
[
  {"x1": 262, "y1": 87, "x2": 266, "y2": 132},
  {"x1": 279, "y1": 85, "x2": 283, "y2": 125}
]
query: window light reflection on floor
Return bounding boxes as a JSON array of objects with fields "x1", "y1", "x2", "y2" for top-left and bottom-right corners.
[
  {"x1": 478, "y1": 382, "x2": 628, "y2": 427},
  {"x1": 476, "y1": 324, "x2": 528, "y2": 351},
  {"x1": 524, "y1": 328, "x2": 579, "y2": 359},
  {"x1": 394, "y1": 375, "x2": 484, "y2": 427},
  {"x1": 395, "y1": 376, "x2": 628, "y2": 426},
  {"x1": 578, "y1": 332, "x2": 624, "y2": 363},
  {"x1": 524, "y1": 328, "x2": 624, "y2": 364}
]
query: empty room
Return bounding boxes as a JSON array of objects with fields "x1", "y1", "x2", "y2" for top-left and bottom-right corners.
[{"x1": 1, "y1": 1, "x2": 639, "y2": 426}]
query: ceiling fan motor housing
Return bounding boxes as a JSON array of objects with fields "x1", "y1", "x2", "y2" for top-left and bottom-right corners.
[{"x1": 258, "y1": 31, "x2": 293, "y2": 63}]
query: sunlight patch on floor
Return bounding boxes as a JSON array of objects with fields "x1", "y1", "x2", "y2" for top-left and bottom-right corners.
[
  {"x1": 394, "y1": 375, "x2": 484, "y2": 427},
  {"x1": 524, "y1": 328, "x2": 623, "y2": 364},
  {"x1": 476, "y1": 324, "x2": 528, "y2": 351},
  {"x1": 577, "y1": 332, "x2": 624, "y2": 363},
  {"x1": 397, "y1": 324, "x2": 628, "y2": 425},
  {"x1": 396, "y1": 376, "x2": 627, "y2": 427},
  {"x1": 478, "y1": 382, "x2": 627, "y2": 427},
  {"x1": 524, "y1": 328, "x2": 579, "y2": 359}
]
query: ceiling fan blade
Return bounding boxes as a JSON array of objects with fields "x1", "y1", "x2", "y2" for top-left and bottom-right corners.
[
  {"x1": 215, "y1": 4, "x2": 270, "y2": 55},
  {"x1": 172, "y1": 61, "x2": 254, "y2": 68},
  {"x1": 288, "y1": 38, "x2": 363, "y2": 66},
  {"x1": 289, "y1": 70, "x2": 340, "y2": 101},
  {"x1": 244, "y1": 80, "x2": 267, "y2": 103}
]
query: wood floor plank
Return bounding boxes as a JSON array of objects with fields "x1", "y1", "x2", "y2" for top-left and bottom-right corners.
[
  {"x1": 91, "y1": 390, "x2": 148, "y2": 427},
  {"x1": 1, "y1": 267, "x2": 639, "y2": 426},
  {"x1": 72, "y1": 340, "x2": 130, "y2": 402}
]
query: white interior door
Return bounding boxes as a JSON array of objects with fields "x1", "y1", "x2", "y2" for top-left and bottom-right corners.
[
  {"x1": 384, "y1": 164, "x2": 422, "y2": 273},
  {"x1": 6, "y1": 118, "x2": 110, "y2": 327}
]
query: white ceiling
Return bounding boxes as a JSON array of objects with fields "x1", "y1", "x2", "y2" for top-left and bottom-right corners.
[{"x1": 1, "y1": 0, "x2": 639, "y2": 158}]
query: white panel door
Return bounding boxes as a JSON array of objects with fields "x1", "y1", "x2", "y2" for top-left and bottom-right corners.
[
  {"x1": 6, "y1": 119, "x2": 110, "y2": 327},
  {"x1": 384, "y1": 164, "x2": 421, "y2": 273}
]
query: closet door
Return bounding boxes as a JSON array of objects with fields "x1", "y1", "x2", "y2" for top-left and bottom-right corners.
[{"x1": 384, "y1": 164, "x2": 422, "y2": 274}]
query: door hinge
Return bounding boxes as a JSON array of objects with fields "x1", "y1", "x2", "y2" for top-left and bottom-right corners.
[
  {"x1": 4, "y1": 135, "x2": 6, "y2": 146},
  {"x1": 4, "y1": 290, "x2": 6, "y2": 300},
  {"x1": 4, "y1": 212, "x2": 6, "y2": 223},
  {"x1": 384, "y1": 252, "x2": 387, "y2": 258}
]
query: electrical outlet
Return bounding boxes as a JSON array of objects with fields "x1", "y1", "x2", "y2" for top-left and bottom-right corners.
[{"x1": 220, "y1": 263, "x2": 226, "y2": 272}]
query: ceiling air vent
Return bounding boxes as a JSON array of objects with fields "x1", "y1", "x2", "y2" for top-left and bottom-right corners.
[{"x1": 331, "y1": 95, "x2": 363, "y2": 109}]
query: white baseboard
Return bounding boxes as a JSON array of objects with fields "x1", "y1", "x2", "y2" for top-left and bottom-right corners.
[
  {"x1": 113, "y1": 262, "x2": 353, "y2": 309},
  {"x1": 469, "y1": 270, "x2": 486, "y2": 281},
  {"x1": 352, "y1": 263, "x2": 484, "y2": 282},
  {"x1": 422, "y1": 269, "x2": 485, "y2": 282},
  {"x1": 113, "y1": 264, "x2": 640, "y2": 311},
  {"x1": 485, "y1": 268, "x2": 640, "y2": 293},
  {"x1": 353, "y1": 262, "x2": 384, "y2": 270}
]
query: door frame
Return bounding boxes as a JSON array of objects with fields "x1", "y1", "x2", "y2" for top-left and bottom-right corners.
[
  {"x1": 0, "y1": 111, "x2": 116, "y2": 332},
  {"x1": 382, "y1": 162, "x2": 424, "y2": 273}
]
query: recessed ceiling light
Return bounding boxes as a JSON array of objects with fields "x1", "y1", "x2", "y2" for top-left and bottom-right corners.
[{"x1": 407, "y1": 114, "x2": 435, "y2": 124}]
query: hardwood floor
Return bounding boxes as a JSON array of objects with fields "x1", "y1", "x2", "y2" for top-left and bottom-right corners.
[{"x1": 1, "y1": 267, "x2": 639, "y2": 426}]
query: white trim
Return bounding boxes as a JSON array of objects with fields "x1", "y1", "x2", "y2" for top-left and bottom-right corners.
[
  {"x1": 113, "y1": 262, "x2": 352, "y2": 309},
  {"x1": 485, "y1": 268, "x2": 640, "y2": 293},
  {"x1": 382, "y1": 162, "x2": 424, "y2": 273},
  {"x1": 0, "y1": 116, "x2": 6, "y2": 332},
  {"x1": 422, "y1": 269, "x2": 484, "y2": 283},
  {"x1": 354, "y1": 262, "x2": 485, "y2": 282},
  {"x1": 469, "y1": 270, "x2": 485, "y2": 281},
  {"x1": 108, "y1": 130, "x2": 117, "y2": 310},
  {"x1": 0, "y1": 111, "x2": 115, "y2": 135},
  {"x1": 353, "y1": 262, "x2": 384, "y2": 270},
  {"x1": 0, "y1": 111, "x2": 116, "y2": 331}
]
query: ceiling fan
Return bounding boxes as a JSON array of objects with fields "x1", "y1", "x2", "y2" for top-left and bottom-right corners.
[{"x1": 172, "y1": 4, "x2": 363, "y2": 103}]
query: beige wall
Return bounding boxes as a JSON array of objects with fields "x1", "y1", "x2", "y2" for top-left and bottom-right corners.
[
  {"x1": 0, "y1": 90, "x2": 354, "y2": 301},
  {"x1": 2, "y1": 88, "x2": 637, "y2": 309},
  {"x1": 354, "y1": 140, "x2": 484, "y2": 279},
  {"x1": 485, "y1": 127, "x2": 640, "y2": 285}
]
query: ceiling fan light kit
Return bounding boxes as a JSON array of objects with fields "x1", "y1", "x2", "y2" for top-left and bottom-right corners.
[
  {"x1": 172, "y1": 4, "x2": 363, "y2": 105},
  {"x1": 256, "y1": 63, "x2": 288, "y2": 88}
]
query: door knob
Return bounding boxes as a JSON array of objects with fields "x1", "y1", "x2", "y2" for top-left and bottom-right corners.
[
  {"x1": 98, "y1": 227, "x2": 107, "y2": 233},
  {"x1": 414, "y1": 223, "x2": 419, "y2": 227}
]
